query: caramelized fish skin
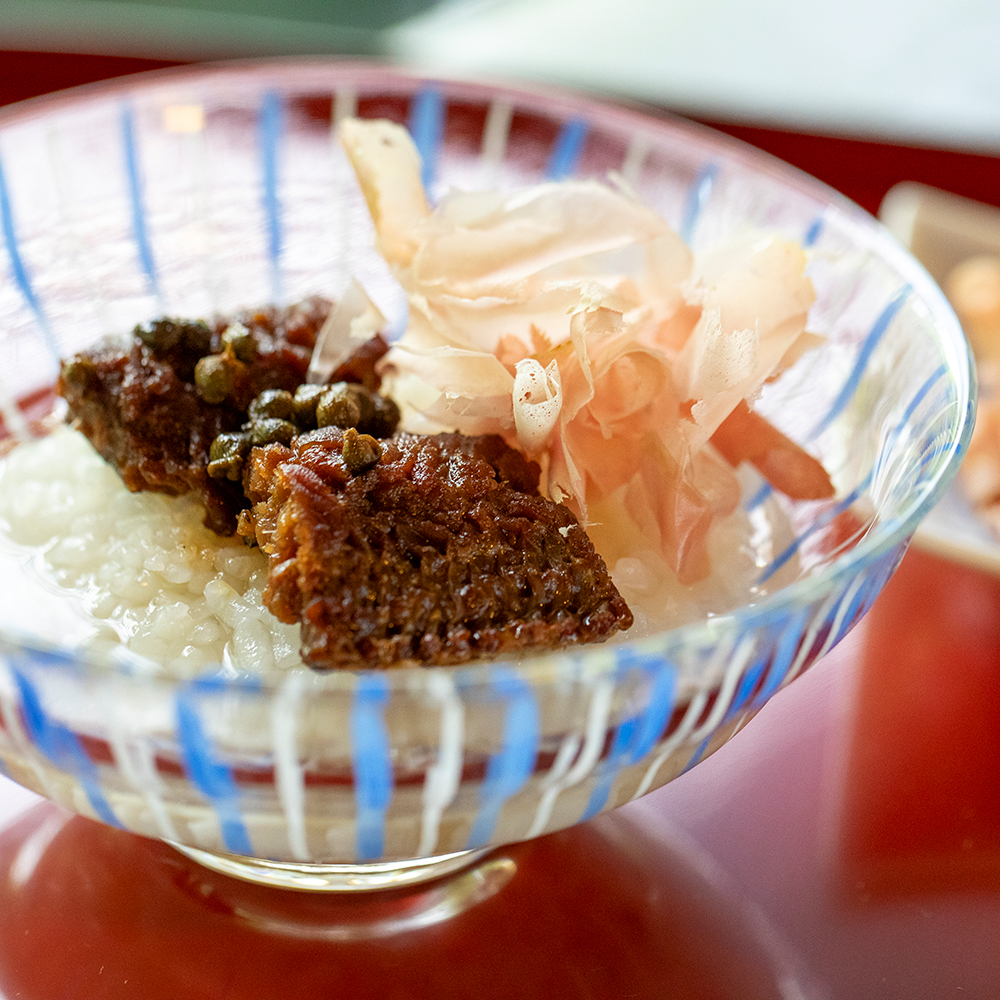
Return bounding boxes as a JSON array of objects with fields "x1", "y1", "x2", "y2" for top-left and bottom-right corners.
[
  {"x1": 242, "y1": 429, "x2": 634, "y2": 668},
  {"x1": 57, "y1": 298, "x2": 390, "y2": 535},
  {"x1": 59, "y1": 337, "x2": 252, "y2": 534}
]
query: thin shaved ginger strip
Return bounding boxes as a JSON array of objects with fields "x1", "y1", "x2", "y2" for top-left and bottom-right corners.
[
  {"x1": 337, "y1": 118, "x2": 831, "y2": 583},
  {"x1": 307, "y1": 278, "x2": 386, "y2": 384},
  {"x1": 339, "y1": 118, "x2": 430, "y2": 264},
  {"x1": 710, "y1": 401, "x2": 834, "y2": 500},
  {"x1": 513, "y1": 358, "x2": 562, "y2": 453},
  {"x1": 680, "y1": 236, "x2": 818, "y2": 446}
]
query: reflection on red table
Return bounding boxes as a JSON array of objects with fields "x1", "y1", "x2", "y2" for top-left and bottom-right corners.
[{"x1": 0, "y1": 803, "x2": 793, "y2": 1000}]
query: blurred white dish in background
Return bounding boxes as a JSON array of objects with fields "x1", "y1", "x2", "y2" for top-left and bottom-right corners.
[
  {"x1": 387, "y1": 0, "x2": 1000, "y2": 152},
  {"x1": 3, "y1": 0, "x2": 998, "y2": 151}
]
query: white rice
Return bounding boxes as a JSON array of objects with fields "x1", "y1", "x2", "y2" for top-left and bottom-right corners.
[
  {"x1": 0, "y1": 427, "x2": 793, "y2": 677},
  {"x1": 0, "y1": 426, "x2": 301, "y2": 677}
]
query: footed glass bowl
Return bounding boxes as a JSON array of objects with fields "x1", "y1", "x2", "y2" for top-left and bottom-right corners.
[{"x1": 0, "y1": 61, "x2": 974, "y2": 889}]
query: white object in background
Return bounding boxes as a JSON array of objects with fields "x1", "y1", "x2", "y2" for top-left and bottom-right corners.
[
  {"x1": 388, "y1": 0, "x2": 1000, "y2": 152},
  {"x1": 879, "y1": 181, "x2": 1000, "y2": 575}
]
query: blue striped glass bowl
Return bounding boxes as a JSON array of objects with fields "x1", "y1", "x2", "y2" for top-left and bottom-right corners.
[{"x1": 0, "y1": 62, "x2": 975, "y2": 887}]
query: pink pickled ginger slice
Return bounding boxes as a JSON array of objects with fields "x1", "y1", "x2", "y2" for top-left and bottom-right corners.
[{"x1": 337, "y1": 118, "x2": 821, "y2": 584}]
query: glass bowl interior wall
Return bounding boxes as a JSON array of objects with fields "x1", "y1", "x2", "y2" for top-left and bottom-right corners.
[{"x1": 0, "y1": 63, "x2": 974, "y2": 872}]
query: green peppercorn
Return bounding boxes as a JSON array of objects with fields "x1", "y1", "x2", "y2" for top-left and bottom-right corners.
[
  {"x1": 292, "y1": 383, "x2": 327, "y2": 427},
  {"x1": 249, "y1": 418, "x2": 297, "y2": 446},
  {"x1": 207, "y1": 432, "x2": 250, "y2": 480},
  {"x1": 341, "y1": 427, "x2": 381, "y2": 475},
  {"x1": 222, "y1": 322, "x2": 257, "y2": 363},
  {"x1": 316, "y1": 384, "x2": 362, "y2": 429},
  {"x1": 368, "y1": 394, "x2": 401, "y2": 438},
  {"x1": 350, "y1": 384, "x2": 376, "y2": 429},
  {"x1": 195, "y1": 354, "x2": 236, "y2": 404},
  {"x1": 180, "y1": 319, "x2": 213, "y2": 355},
  {"x1": 61, "y1": 356, "x2": 98, "y2": 392},
  {"x1": 133, "y1": 318, "x2": 180, "y2": 352},
  {"x1": 133, "y1": 317, "x2": 211, "y2": 355},
  {"x1": 248, "y1": 389, "x2": 295, "y2": 422}
]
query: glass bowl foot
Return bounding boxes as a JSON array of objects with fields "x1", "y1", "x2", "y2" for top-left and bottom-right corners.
[{"x1": 167, "y1": 843, "x2": 491, "y2": 892}]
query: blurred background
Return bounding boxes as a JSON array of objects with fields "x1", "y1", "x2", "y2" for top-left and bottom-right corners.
[{"x1": 1, "y1": 0, "x2": 998, "y2": 215}]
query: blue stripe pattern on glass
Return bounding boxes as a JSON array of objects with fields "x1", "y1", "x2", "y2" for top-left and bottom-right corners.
[
  {"x1": 752, "y1": 608, "x2": 810, "y2": 709},
  {"x1": 745, "y1": 481, "x2": 774, "y2": 511},
  {"x1": 899, "y1": 365, "x2": 949, "y2": 434},
  {"x1": 758, "y1": 361, "x2": 952, "y2": 585},
  {"x1": 803, "y1": 213, "x2": 825, "y2": 247},
  {"x1": 176, "y1": 675, "x2": 253, "y2": 856},
  {"x1": 851, "y1": 550, "x2": 900, "y2": 633},
  {"x1": 12, "y1": 658, "x2": 121, "y2": 828},
  {"x1": 758, "y1": 477, "x2": 871, "y2": 584},
  {"x1": 120, "y1": 104, "x2": 160, "y2": 301},
  {"x1": 545, "y1": 118, "x2": 589, "y2": 180},
  {"x1": 259, "y1": 90, "x2": 284, "y2": 305},
  {"x1": 914, "y1": 438, "x2": 952, "y2": 480},
  {"x1": 831, "y1": 553, "x2": 896, "y2": 647},
  {"x1": 680, "y1": 162, "x2": 718, "y2": 245},
  {"x1": 350, "y1": 674, "x2": 394, "y2": 862},
  {"x1": 580, "y1": 652, "x2": 677, "y2": 821},
  {"x1": 808, "y1": 284, "x2": 911, "y2": 442},
  {"x1": 0, "y1": 148, "x2": 59, "y2": 362},
  {"x1": 466, "y1": 667, "x2": 540, "y2": 850},
  {"x1": 682, "y1": 734, "x2": 713, "y2": 774},
  {"x1": 869, "y1": 365, "x2": 950, "y2": 490},
  {"x1": 727, "y1": 649, "x2": 770, "y2": 719},
  {"x1": 409, "y1": 87, "x2": 444, "y2": 194}
]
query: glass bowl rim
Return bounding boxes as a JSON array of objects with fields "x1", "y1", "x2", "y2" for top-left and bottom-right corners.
[{"x1": 0, "y1": 57, "x2": 977, "y2": 691}]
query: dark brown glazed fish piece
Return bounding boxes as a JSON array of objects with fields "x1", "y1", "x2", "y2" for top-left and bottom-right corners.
[
  {"x1": 240, "y1": 429, "x2": 634, "y2": 668},
  {"x1": 57, "y1": 298, "x2": 391, "y2": 535}
]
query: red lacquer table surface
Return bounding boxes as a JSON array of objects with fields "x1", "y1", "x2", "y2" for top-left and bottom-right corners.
[{"x1": 2, "y1": 50, "x2": 999, "y2": 1000}]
